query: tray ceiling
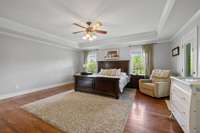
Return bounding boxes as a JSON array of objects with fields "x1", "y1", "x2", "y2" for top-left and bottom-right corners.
[{"x1": 0, "y1": 0, "x2": 199, "y2": 49}]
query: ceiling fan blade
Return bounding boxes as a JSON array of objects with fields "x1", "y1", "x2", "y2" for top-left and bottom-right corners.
[
  {"x1": 72, "y1": 31, "x2": 84, "y2": 34},
  {"x1": 73, "y1": 23, "x2": 87, "y2": 29},
  {"x1": 95, "y1": 30, "x2": 107, "y2": 34}
]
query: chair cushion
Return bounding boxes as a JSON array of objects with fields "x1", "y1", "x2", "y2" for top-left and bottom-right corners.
[
  {"x1": 152, "y1": 77, "x2": 169, "y2": 83},
  {"x1": 140, "y1": 83, "x2": 155, "y2": 97},
  {"x1": 142, "y1": 83, "x2": 155, "y2": 90}
]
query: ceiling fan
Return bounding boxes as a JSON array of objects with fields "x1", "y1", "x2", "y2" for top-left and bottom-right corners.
[{"x1": 72, "y1": 21, "x2": 108, "y2": 41}]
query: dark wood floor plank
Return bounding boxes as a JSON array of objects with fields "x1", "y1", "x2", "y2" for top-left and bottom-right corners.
[
  {"x1": 0, "y1": 118, "x2": 17, "y2": 133},
  {"x1": 124, "y1": 91, "x2": 183, "y2": 133},
  {"x1": 0, "y1": 83, "x2": 183, "y2": 133}
]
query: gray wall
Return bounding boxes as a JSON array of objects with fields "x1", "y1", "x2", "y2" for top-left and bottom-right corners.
[
  {"x1": 96, "y1": 44, "x2": 171, "y2": 71},
  {"x1": 97, "y1": 47, "x2": 130, "y2": 61},
  {"x1": 170, "y1": 14, "x2": 200, "y2": 76},
  {"x1": 153, "y1": 43, "x2": 171, "y2": 69},
  {"x1": 0, "y1": 34, "x2": 82, "y2": 98}
]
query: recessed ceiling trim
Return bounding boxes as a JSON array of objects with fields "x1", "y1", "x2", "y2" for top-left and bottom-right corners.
[
  {"x1": 0, "y1": 17, "x2": 79, "y2": 49},
  {"x1": 81, "y1": 39, "x2": 158, "y2": 50},
  {"x1": 171, "y1": 9, "x2": 200, "y2": 41},
  {"x1": 79, "y1": 31, "x2": 157, "y2": 48},
  {"x1": 157, "y1": 0, "x2": 176, "y2": 35}
]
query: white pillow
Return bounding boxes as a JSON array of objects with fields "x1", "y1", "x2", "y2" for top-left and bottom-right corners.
[
  {"x1": 99, "y1": 69, "x2": 122, "y2": 76},
  {"x1": 115, "y1": 69, "x2": 121, "y2": 76},
  {"x1": 110, "y1": 69, "x2": 116, "y2": 76},
  {"x1": 121, "y1": 72, "x2": 126, "y2": 76},
  {"x1": 99, "y1": 69, "x2": 113, "y2": 76},
  {"x1": 99, "y1": 69, "x2": 106, "y2": 75}
]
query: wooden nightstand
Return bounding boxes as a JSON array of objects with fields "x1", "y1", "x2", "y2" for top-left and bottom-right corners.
[{"x1": 130, "y1": 75, "x2": 146, "y2": 89}]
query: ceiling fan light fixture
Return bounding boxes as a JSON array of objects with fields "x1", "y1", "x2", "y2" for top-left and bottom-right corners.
[
  {"x1": 89, "y1": 37, "x2": 93, "y2": 41},
  {"x1": 82, "y1": 32, "x2": 97, "y2": 41},
  {"x1": 82, "y1": 36, "x2": 87, "y2": 40},
  {"x1": 73, "y1": 21, "x2": 107, "y2": 41},
  {"x1": 92, "y1": 35, "x2": 97, "y2": 39},
  {"x1": 86, "y1": 33, "x2": 90, "y2": 38},
  {"x1": 95, "y1": 21, "x2": 102, "y2": 27}
]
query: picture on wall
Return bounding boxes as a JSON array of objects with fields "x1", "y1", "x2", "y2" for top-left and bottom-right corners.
[
  {"x1": 172, "y1": 46, "x2": 179, "y2": 56},
  {"x1": 104, "y1": 49, "x2": 120, "y2": 60}
]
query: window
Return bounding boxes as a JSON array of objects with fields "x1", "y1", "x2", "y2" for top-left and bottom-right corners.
[
  {"x1": 130, "y1": 47, "x2": 145, "y2": 75},
  {"x1": 85, "y1": 51, "x2": 97, "y2": 73}
]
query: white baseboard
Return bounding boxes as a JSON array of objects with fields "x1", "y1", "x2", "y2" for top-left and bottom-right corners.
[{"x1": 0, "y1": 81, "x2": 74, "y2": 100}]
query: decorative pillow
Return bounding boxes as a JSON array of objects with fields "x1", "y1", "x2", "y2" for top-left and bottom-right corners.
[
  {"x1": 99, "y1": 69, "x2": 105, "y2": 75},
  {"x1": 111, "y1": 69, "x2": 117, "y2": 76},
  {"x1": 99, "y1": 69, "x2": 122, "y2": 76},
  {"x1": 105, "y1": 69, "x2": 113, "y2": 76},
  {"x1": 115, "y1": 69, "x2": 121, "y2": 76},
  {"x1": 99, "y1": 69, "x2": 114, "y2": 76}
]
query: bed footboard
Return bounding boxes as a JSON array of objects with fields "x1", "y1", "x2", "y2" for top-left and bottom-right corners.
[
  {"x1": 95, "y1": 77, "x2": 120, "y2": 99},
  {"x1": 74, "y1": 75, "x2": 120, "y2": 99}
]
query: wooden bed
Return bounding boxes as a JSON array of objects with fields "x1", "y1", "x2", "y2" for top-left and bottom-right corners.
[{"x1": 74, "y1": 60, "x2": 129, "y2": 99}]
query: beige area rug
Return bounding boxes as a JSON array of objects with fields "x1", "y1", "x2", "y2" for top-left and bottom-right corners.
[{"x1": 22, "y1": 89, "x2": 135, "y2": 133}]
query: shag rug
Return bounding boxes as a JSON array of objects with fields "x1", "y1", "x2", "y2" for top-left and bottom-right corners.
[{"x1": 22, "y1": 89, "x2": 135, "y2": 133}]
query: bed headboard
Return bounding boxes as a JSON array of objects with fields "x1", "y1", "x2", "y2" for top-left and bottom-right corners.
[{"x1": 97, "y1": 60, "x2": 129, "y2": 74}]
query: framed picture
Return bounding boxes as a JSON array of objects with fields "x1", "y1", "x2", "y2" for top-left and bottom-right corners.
[
  {"x1": 104, "y1": 49, "x2": 120, "y2": 60},
  {"x1": 172, "y1": 46, "x2": 179, "y2": 56}
]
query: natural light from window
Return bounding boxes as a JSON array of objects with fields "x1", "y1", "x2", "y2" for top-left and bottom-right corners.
[
  {"x1": 86, "y1": 51, "x2": 97, "y2": 73},
  {"x1": 130, "y1": 47, "x2": 145, "y2": 75}
]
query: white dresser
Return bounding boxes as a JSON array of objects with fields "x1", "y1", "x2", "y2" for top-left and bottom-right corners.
[{"x1": 170, "y1": 77, "x2": 200, "y2": 133}]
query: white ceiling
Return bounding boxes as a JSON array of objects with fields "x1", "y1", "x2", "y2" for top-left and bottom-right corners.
[
  {"x1": 0, "y1": 0, "x2": 199, "y2": 49},
  {"x1": 159, "y1": 0, "x2": 200, "y2": 40}
]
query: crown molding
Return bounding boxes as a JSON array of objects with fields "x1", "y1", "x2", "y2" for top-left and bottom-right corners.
[
  {"x1": 157, "y1": 0, "x2": 176, "y2": 35},
  {"x1": 0, "y1": 17, "x2": 79, "y2": 50},
  {"x1": 170, "y1": 9, "x2": 200, "y2": 41},
  {"x1": 81, "y1": 39, "x2": 158, "y2": 50},
  {"x1": 79, "y1": 31, "x2": 157, "y2": 48}
]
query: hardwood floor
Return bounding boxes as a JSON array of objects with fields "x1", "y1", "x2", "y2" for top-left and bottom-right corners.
[
  {"x1": 124, "y1": 91, "x2": 183, "y2": 133},
  {"x1": 0, "y1": 84, "x2": 183, "y2": 133}
]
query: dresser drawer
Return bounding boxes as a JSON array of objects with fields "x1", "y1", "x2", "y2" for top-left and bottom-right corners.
[
  {"x1": 171, "y1": 84, "x2": 191, "y2": 105},
  {"x1": 170, "y1": 77, "x2": 200, "y2": 133},
  {"x1": 171, "y1": 95, "x2": 189, "y2": 122},
  {"x1": 172, "y1": 106, "x2": 187, "y2": 133}
]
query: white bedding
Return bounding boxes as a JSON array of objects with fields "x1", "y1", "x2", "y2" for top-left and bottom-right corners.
[{"x1": 119, "y1": 74, "x2": 129, "y2": 93}]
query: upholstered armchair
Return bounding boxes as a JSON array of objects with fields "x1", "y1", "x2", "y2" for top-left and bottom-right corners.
[{"x1": 139, "y1": 69, "x2": 171, "y2": 98}]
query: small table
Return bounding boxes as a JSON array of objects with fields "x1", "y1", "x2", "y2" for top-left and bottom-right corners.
[{"x1": 130, "y1": 75, "x2": 146, "y2": 89}]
